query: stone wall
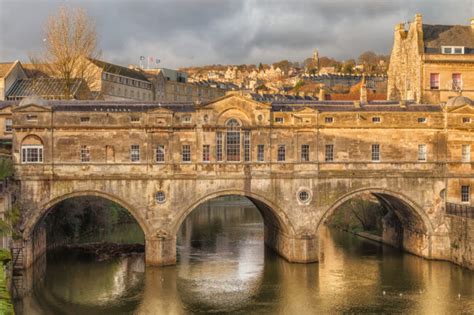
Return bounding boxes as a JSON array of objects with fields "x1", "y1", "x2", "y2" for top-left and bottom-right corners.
[{"x1": 448, "y1": 215, "x2": 474, "y2": 270}]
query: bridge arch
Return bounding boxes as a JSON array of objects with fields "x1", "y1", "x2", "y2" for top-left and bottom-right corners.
[
  {"x1": 318, "y1": 187, "x2": 435, "y2": 258},
  {"x1": 22, "y1": 190, "x2": 152, "y2": 240},
  {"x1": 171, "y1": 189, "x2": 296, "y2": 237}
]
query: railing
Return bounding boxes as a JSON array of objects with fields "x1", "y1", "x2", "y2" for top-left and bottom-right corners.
[{"x1": 446, "y1": 202, "x2": 474, "y2": 219}]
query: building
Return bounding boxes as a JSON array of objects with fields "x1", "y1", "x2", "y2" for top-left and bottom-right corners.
[
  {"x1": 144, "y1": 68, "x2": 226, "y2": 103},
  {"x1": 6, "y1": 78, "x2": 92, "y2": 101},
  {"x1": 0, "y1": 61, "x2": 27, "y2": 100},
  {"x1": 87, "y1": 59, "x2": 154, "y2": 101},
  {"x1": 7, "y1": 94, "x2": 474, "y2": 269},
  {"x1": 387, "y1": 14, "x2": 474, "y2": 103}
]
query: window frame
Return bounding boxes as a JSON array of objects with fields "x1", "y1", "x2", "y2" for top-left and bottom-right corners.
[
  {"x1": 21, "y1": 145, "x2": 44, "y2": 164},
  {"x1": 371, "y1": 144, "x2": 380, "y2": 162},
  {"x1": 462, "y1": 144, "x2": 471, "y2": 162},
  {"x1": 4, "y1": 118, "x2": 12, "y2": 133},
  {"x1": 155, "y1": 144, "x2": 165, "y2": 163},
  {"x1": 430, "y1": 73, "x2": 440, "y2": 90},
  {"x1": 202, "y1": 144, "x2": 210, "y2": 162},
  {"x1": 182, "y1": 144, "x2": 191, "y2": 162},
  {"x1": 461, "y1": 185, "x2": 470, "y2": 203},
  {"x1": 325, "y1": 144, "x2": 334, "y2": 162},
  {"x1": 277, "y1": 144, "x2": 286, "y2": 162},
  {"x1": 418, "y1": 144, "x2": 427, "y2": 162},
  {"x1": 80, "y1": 145, "x2": 90, "y2": 163},
  {"x1": 301, "y1": 144, "x2": 310, "y2": 162},
  {"x1": 130, "y1": 144, "x2": 140, "y2": 162}
]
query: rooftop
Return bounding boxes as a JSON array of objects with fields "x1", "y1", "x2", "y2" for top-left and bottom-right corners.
[{"x1": 423, "y1": 24, "x2": 474, "y2": 54}]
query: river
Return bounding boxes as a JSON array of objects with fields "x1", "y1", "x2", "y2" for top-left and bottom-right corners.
[{"x1": 13, "y1": 197, "x2": 474, "y2": 314}]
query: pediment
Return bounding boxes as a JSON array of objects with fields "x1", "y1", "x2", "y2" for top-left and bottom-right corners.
[
  {"x1": 202, "y1": 94, "x2": 271, "y2": 111},
  {"x1": 292, "y1": 107, "x2": 318, "y2": 116},
  {"x1": 147, "y1": 106, "x2": 174, "y2": 115},
  {"x1": 13, "y1": 104, "x2": 52, "y2": 112},
  {"x1": 448, "y1": 104, "x2": 474, "y2": 114},
  {"x1": 0, "y1": 105, "x2": 12, "y2": 114}
]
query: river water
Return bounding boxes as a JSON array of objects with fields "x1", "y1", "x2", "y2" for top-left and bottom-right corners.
[{"x1": 14, "y1": 197, "x2": 474, "y2": 314}]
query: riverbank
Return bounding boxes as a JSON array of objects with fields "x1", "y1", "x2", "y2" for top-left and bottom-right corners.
[
  {"x1": 0, "y1": 249, "x2": 13, "y2": 315},
  {"x1": 52, "y1": 242, "x2": 144, "y2": 262}
]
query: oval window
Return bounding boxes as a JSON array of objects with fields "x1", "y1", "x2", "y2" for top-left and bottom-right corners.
[{"x1": 155, "y1": 191, "x2": 166, "y2": 204}]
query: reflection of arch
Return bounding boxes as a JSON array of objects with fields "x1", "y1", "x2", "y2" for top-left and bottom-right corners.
[
  {"x1": 171, "y1": 190, "x2": 295, "y2": 237},
  {"x1": 21, "y1": 134, "x2": 44, "y2": 145},
  {"x1": 23, "y1": 190, "x2": 151, "y2": 239},
  {"x1": 318, "y1": 187, "x2": 433, "y2": 234}
]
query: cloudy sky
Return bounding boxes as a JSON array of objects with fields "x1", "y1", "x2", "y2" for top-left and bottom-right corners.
[{"x1": 0, "y1": 0, "x2": 472, "y2": 68}]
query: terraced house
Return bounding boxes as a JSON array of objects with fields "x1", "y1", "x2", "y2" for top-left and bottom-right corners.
[{"x1": 388, "y1": 14, "x2": 474, "y2": 103}]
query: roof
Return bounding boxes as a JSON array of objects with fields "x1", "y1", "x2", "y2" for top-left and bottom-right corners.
[
  {"x1": 6, "y1": 78, "x2": 85, "y2": 99},
  {"x1": 423, "y1": 24, "x2": 474, "y2": 53},
  {"x1": 0, "y1": 99, "x2": 442, "y2": 113},
  {"x1": 88, "y1": 58, "x2": 150, "y2": 82},
  {"x1": 0, "y1": 62, "x2": 15, "y2": 78}
]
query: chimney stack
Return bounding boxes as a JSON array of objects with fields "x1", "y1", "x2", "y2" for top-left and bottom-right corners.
[
  {"x1": 471, "y1": 18, "x2": 474, "y2": 31},
  {"x1": 318, "y1": 87, "x2": 325, "y2": 101},
  {"x1": 360, "y1": 75, "x2": 368, "y2": 104}
]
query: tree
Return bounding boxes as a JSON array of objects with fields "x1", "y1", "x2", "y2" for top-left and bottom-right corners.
[{"x1": 30, "y1": 7, "x2": 101, "y2": 99}]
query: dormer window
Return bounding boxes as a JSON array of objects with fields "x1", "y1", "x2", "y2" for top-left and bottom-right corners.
[{"x1": 442, "y1": 46, "x2": 465, "y2": 54}]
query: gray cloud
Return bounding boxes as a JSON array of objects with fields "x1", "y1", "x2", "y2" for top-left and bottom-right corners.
[{"x1": 0, "y1": 0, "x2": 472, "y2": 68}]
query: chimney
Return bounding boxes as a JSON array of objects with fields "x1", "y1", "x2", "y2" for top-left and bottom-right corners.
[
  {"x1": 318, "y1": 88, "x2": 325, "y2": 101},
  {"x1": 360, "y1": 75, "x2": 368, "y2": 104},
  {"x1": 471, "y1": 18, "x2": 474, "y2": 31}
]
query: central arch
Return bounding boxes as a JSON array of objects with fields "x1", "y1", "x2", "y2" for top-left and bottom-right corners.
[{"x1": 171, "y1": 189, "x2": 296, "y2": 237}]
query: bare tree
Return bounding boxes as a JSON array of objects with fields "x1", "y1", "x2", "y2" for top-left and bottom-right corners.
[{"x1": 30, "y1": 7, "x2": 101, "y2": 99}]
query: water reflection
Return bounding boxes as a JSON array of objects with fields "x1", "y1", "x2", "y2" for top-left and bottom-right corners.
[{"x1": 13, "y1": 197, "x2": 474, "y2": 314}]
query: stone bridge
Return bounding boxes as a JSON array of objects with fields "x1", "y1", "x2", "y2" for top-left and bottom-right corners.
[{"x1": 8, "y1": 94, "x2": 474, "y2": 268}]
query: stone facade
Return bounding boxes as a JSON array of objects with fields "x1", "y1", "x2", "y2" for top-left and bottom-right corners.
[
  {"x1": 387, "y1": 14, "x2": 474, "y2": 103},
  {"x1": 6, "y1": 94, "x2": 474, "y2": 269}
]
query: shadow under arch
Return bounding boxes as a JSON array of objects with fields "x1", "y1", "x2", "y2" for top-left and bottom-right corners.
[
  {"x1": 22, "y1": 190, "x2": 152, "y2": 240},
  {"x1": 170, "y1": 189, "x2": 296, "y2": 237},
  {"x1": 317, "y1": 187, "x2": 434, "y2": 235}
]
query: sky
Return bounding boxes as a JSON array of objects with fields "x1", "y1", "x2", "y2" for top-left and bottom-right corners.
[{"x1": 0, "y1": 0, "x2": 473, "y2": 69}]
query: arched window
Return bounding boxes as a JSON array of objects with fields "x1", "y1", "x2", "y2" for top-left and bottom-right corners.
[
  {"x1": 226, "y1": 119, "x2": 241, "y2": 161},
  {"x1": 21, "y1": 135, "x2": 44, "y2": 164}
]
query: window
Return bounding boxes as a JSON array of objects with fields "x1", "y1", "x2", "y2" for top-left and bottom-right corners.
[
  {"x1": 372, "y1": 116, "x2": 381, "y2": 123},
  {"x1": 301, "y1": 144, "x2": 310, "y2": 162},
  {"x1": 417, "y1": 117, "x2": 427, "y2": 123},
  {"x1": 257, "y1": 144, "x2": 264, "y2": 162},
  {"x1": 226, "y1": 119, "x2": 241, "y2": 161},
  {"x1": 80, "y1": 145, "x2": 90, "y2": 162},
  {"x1": 277, "y1": 145, "x2": 286, "y2": 162},
  {"x1": 430, "y1": 73, "x2": 440, "y2": 90},
  {"x1": 452, "y1": 73, "x2": 462, "y2": 90},
  {"x1": 182, "y1": 145, "x2": 191, "y2": 162},
  {"x1": 4, "y1": 119, "x2": 12, "y2": 132},
  {"x1": 463, "y1": 117, "x2": 471, "y2": 124},
  {"x1": 371, "y1": 144, "x2": 380, "y2": 161},
  {"x1": 275, "y1": 117, "x2": 284, "y2": 123},
  {"x1": 418, "y1": 144, "x2": 427, "y2": 161},
  {"x1": 243, "y1": 130, "x2": 251, "y2": 162},
  {"x1": 156, "y1": 145, "x2": 165, "y2": 163},
  {"x1": 155, "y1": 191, "x2": 166, "y2": 204},
  {"x1": 80, "y1": 116, "x2": 90, "y2": 124},
  {"x1": 21, "y1": 145, "x2": 43, "y2": 163},
  {"x1": 202, "y1": 144, "x2": 210, "y2": 162},
  {"x1": 130, "y1": 145, "x2": 140, "y2": 162},
  {"x1": 461, "y1": 185, "x2": 470, "y2": 203},
  {"x1": 442, "y1": 46, "x2": 465, "y2": 54},
  {"x1": 325, "y1": 144, "x2": 334, "y2": 162},
  {"x1": 298, "y1": 190, "x2": 310, "y2": 202},
  {"x1": 182, "y1": 115, "x2": 192, "y2": 123},
  {"x1": 130, "y1": 116, "x2": 140, "y2": 123},
  {"x1": 462, "y1": 144, "x2": 471, "y2": 162},
  {"x1": 216, "y1": 132, "x2": 223, "y2": 161},
  {"x1": 325, "y1": 117, "x2": 334, "y2": 123}
]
